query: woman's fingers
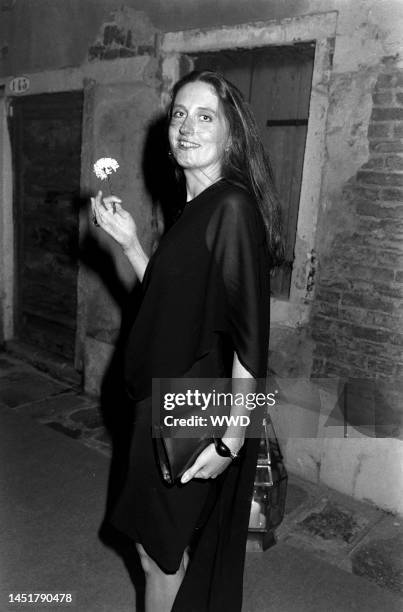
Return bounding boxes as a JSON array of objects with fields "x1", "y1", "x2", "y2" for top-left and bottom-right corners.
[
  {"x1": 113, "y1": 201, "x2": 124, "y2": 215},
  {"x1": 102, "y1": 194, "x2": 122, "y2": 212},
  {"x1": 90, "y1": 197, "x2": 100, "y2": 226},
  {"x1": 102, "y1": 194, "x2": 121, "y2": 204},
  {"x1": 181, "y1": 455, "x2": 206, "y2": 484},
  {"x1": 93, "y1": 190, "x2": 116, "y2": 213},
  {"x1": 92, "y1": 198, "x2": 111, "y2": 228},
  {"x1": 181, "y1": 444, "x2": 233, "y2": 484},
  {"x1": 180, "y1": 445, "x2": 216, "y2": 483},
  {"x1": 90, "y1": 191, "x2": 139, "y2": 251},
  {"x1": 91, "y1": 191, "x2": 104, "y2": 223},
  {"x1": 92, "y1": 191, "x2": 122, "y2": 210},
  {"x1": 94, "y1": 190, "x2": 103, "y2": 209},
  {"x1": 91, "y1": 191, "x2": 125, "y2": 226}
]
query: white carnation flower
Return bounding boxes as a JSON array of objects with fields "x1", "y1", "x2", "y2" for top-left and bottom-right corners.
[{"x1": 93, "y1": 158, "x2": 120, "y2": 180}]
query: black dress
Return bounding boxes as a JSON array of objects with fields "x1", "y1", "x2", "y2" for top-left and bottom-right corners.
[{"x1": 111, "y1": 179, "x2": 270, "y2": 611}]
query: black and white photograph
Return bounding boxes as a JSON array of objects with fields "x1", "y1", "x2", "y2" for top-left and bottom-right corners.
[{"x1": 0, "y1": 1, "x2": 402, "y2": 611}]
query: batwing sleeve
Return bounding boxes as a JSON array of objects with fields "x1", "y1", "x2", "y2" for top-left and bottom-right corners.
[{"x1": 205, "y1": 187, "x2": 270, "y2": 379}]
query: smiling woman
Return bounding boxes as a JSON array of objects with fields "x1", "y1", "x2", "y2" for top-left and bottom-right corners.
[
  {"x1": 168, "y1": 81, "x2": 230, "y2": 197},
  {"x1": 91, "y1": 69, "x2": 283, "y2": 612}
]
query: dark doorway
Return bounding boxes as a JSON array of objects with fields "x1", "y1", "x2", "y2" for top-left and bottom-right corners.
[
  {"x1": 11, "y1": 91, "x2": 83, "y2": 363},
  {"x1": 190, "y1": 44, "x2": 315, "y2": 298}
]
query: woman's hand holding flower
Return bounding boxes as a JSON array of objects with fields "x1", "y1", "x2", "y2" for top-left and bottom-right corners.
[
  {"x1": 91, "y1": 190, "x2": 138, "y2": 252},
  {"x1": 91, "y1": 190, "x2": 149, "y2": 282}
]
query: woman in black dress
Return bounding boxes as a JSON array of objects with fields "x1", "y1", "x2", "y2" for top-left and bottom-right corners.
[{"x1": 91, "y1": 70, "x2": 282, "y2": 612}]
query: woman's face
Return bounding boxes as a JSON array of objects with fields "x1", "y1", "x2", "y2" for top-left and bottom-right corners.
[{"x1": 168, "y1": 81, "x2": 229, "y2": 179}]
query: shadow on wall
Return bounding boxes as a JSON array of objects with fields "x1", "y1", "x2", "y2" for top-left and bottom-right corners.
[
  {"x1": 142, "y1": 113, "x2": 187, "y2": 231},
  {"x1": 77, "y1": 115, "x2": 185, "y2": 610}
]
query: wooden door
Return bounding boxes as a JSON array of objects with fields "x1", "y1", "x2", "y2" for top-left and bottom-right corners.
[
  {"x1": 11, "y1": 92, "x2": 83, "y2": 362},
  {"x1": 192, "y1": 45, "x2": 315, "y2": 298}
]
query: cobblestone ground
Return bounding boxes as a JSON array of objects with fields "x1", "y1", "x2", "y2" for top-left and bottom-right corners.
[{"x1": 1, "y1": 350, "x2": 402, "y2": 598}]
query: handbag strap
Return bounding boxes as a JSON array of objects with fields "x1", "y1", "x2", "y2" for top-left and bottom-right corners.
[
  {"x1": 264, "y1": 411, "x2": 284, "y2": 461},
  {"x1": 262, "y1": 416, "x2": 274, "y2": 486}
]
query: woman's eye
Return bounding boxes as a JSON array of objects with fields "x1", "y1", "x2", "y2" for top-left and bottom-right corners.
[
  {"x1": 172, "y1": 110, "x2": 185, "y2": 119},
  {"x1": 200, "y1": 114, "x2": 212, "y2": 122}
]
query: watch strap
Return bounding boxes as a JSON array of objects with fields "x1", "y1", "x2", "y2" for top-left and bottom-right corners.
[{"x1": 213, "y1": 438, "x2": 239, "y2": 460}]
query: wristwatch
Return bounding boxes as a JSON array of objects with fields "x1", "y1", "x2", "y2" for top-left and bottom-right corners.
[{"x1": 213, "y1": 438, "x2": 240, "y2": 460}]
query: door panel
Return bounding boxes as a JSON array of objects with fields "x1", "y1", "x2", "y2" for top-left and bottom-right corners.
[{"x1": 11, "y1": 92, "x2": 82, "y2": 361}]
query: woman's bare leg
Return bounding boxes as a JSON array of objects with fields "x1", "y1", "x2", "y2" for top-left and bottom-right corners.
[{"x1": 136, "y1": 543, "x2": 189, "y2": 612}]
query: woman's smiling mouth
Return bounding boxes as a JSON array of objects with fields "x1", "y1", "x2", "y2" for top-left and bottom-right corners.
[{"x1": 177, "y1": 139, "x2": 200, "y2": 149}]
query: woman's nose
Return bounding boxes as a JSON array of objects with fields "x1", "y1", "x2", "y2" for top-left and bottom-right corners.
[{"x1": 179, "y1": 115, "x2": 195, "y2": 134}]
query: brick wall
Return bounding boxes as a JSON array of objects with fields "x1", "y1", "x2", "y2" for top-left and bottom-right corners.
[{"x1": 312, "y1": 60, "x2": 403, "y2": 392}]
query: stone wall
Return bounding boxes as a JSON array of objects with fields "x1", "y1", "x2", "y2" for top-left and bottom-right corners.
[
  {"x1": 312, "y1": 59, "x2": 403, "y2": 385},
  {"x1": 309, "y1": 57, "x2": 403, "y2": 446}
]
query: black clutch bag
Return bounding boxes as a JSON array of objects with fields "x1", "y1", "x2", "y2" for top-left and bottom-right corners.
[{"x1": 153, "y1": 424, "x2": 213, "y2": 485}]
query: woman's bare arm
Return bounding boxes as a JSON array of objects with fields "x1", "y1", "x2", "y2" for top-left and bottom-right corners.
[
  {"x1": 180, "y1": 352, "x2": 256, "y2": 483},
  {"x1": 121, "y1": 239, "x2": 149, "y2": 282},
  {"x1": 91, "y1": 191, "x2": 149, "y2": 282},
  {"x1": 222, "y1": 352, "x2": 256, "y2": 455}
]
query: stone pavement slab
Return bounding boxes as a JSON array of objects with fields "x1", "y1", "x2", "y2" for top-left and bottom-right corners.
[
  {"x1": 0, "y1": 352, "x2": 110, "y2": 456},
  {"x1": 243, "y1": 545, "x2": 403, "y2": 612},
  {"x1": 0, "y1": 368, "x2": 69, "y2": 408},
  {"x1": 15, "y1": 392, "x2": 89, "y2": 421},
  {"x1": 351, "y1": 513, "x2": 403, "y2": 593}
]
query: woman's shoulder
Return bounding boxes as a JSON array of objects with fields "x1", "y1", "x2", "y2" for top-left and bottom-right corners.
[
  {"x1": 216, "y1": 179, "x2": 254, "y2": 203},
  {"x1": 212, "y1": 179, "x2": 261, "y2": 222}
]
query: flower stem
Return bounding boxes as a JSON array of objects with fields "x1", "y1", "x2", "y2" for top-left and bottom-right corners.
[{"x1": 106, "y1": 175, "x2": 116, "y2": 213}]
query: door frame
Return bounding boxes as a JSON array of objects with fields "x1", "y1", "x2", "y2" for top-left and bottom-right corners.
[
  {"x1": 0, "y1": 88, "x2": 14, "y2": 344},
  {"x1": 10, "y1": 92, "x2": 83, "y2": 362},
  {"x1": 159, "y1": 11, "x2": 338, "y2": 327}
]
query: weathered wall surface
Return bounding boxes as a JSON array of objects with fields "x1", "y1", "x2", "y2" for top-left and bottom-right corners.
[
  {"x1": 0, "y1": 0, "x2": 137, "y2": 76},
  {"x1": 80, "y1": 78, "x2": 161, "y2": 394},
  {"x1": 312, "y1": 35, "x2": 403, "y2": 382},
  {"x1": 0, "y1": 0, "x2": 312, "y2": 76},
  {"x1": 1, "y1": 6, "x2": 163, "y2": 390},
  {"x1": 312, "y1": 59, "x2": 403, "y2": 422},
  {"x1": 76, "y1": 9, "x2": 162, "y2": 394},
  {"x1": 1, "y1": 0, "x2": 403, "y2": 512}
]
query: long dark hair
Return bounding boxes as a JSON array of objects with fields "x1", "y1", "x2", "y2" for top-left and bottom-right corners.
[{"x1": 168, "y1": 69, "x2": 284, "y2": 267}]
